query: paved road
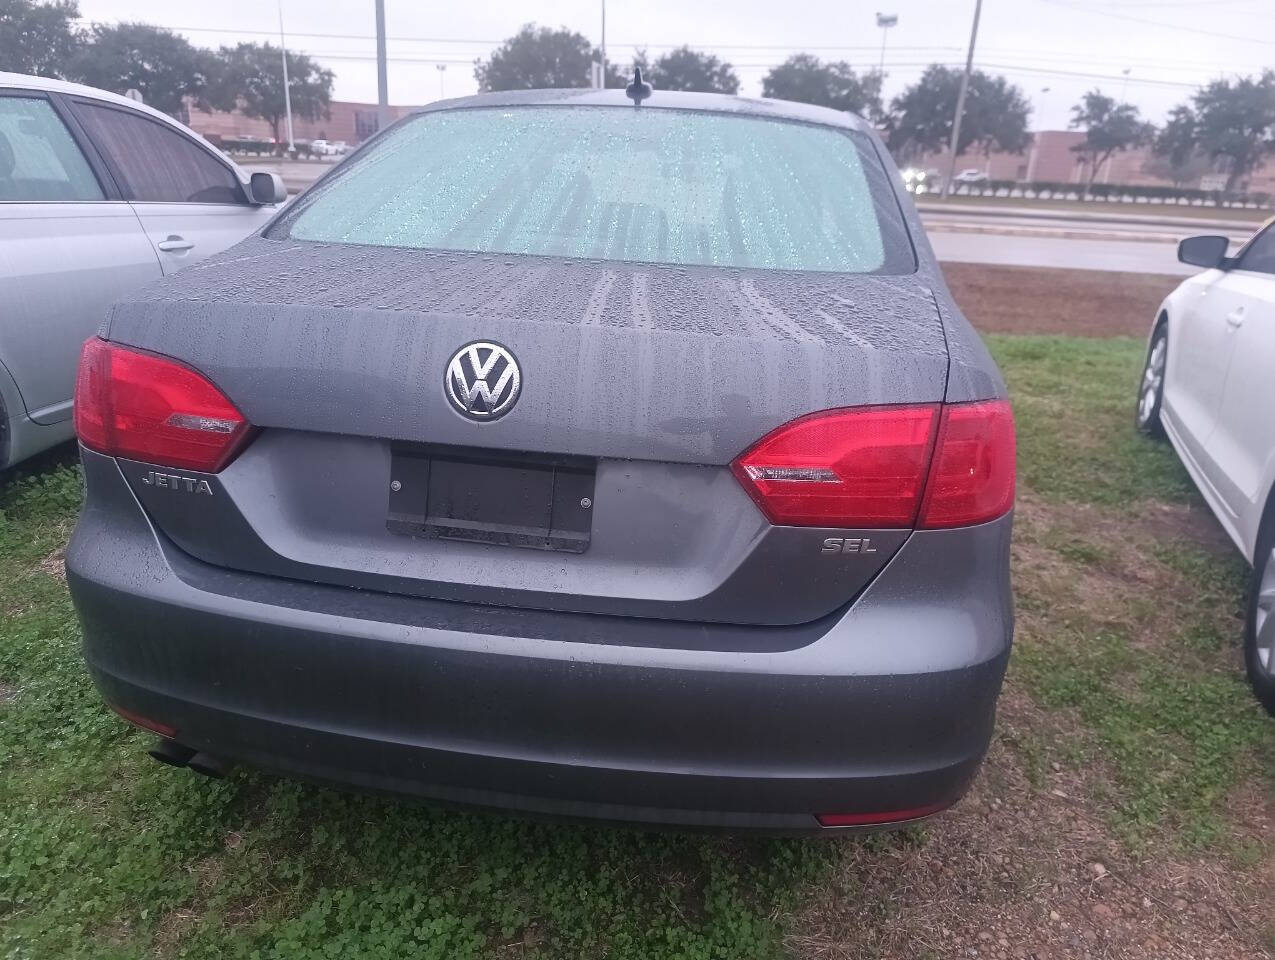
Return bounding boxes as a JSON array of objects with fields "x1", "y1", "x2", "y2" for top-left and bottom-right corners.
[
  {"x1": 928, "y1": 231, "x2": 1195, "y2": 276},
  {"x1": 920, "y1": 207, "x2": 1258, "y2": 276},
  {"x1": 923, "y1": 211, "x2": 1182, "y2": 240}
]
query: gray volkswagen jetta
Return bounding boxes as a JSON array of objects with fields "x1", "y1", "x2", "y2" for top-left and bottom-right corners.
[{"x1": 66, "y1": 88, "x2": 1015, "y2": 831}]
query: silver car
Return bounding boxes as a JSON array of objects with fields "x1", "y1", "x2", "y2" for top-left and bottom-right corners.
[{"x1": 0, "y1": 72, "x2": 286, "y2": 469}]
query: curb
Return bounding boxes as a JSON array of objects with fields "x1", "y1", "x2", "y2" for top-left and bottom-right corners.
[
  {"x1": 921, "y1": 221, "x2": 1179, "y2": 244},
  {"x1": 915, "y1": 201, "x2": 1266, "y2": 233}
]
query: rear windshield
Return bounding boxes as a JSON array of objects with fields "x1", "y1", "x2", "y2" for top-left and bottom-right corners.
[{"x1": 281, "y1": 105, "x2": 915, "y2": 274}]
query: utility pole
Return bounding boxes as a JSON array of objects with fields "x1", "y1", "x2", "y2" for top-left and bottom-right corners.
[
  {"x1": 436, "y1": 63, "x2": 447, "y2": 100},
  {"x1": 375, "y1": 0, "x2": 390, "y2": 132},
  {"x1": 942, "y1": 0, "x2": 983, "y2": 200},
  {"x1": 875, "y1": 13, "x2": 897, "y2": 81},
  {"x1": 277, "y1": 0, "x2": 295, "y2": 154},
  {"x1": 600, "y1": 0, "x2": 607, "y2": 88}
]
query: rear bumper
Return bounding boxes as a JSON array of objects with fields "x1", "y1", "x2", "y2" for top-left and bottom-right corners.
[{"x1": 67, "y1": 448, "x2": 1014, "y2": 830}]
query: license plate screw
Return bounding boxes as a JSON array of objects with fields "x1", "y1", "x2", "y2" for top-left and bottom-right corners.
[
  {"x1": 580, "y1": 496, "x2": 592, "y2": 509},
  {"x1": 390, "y1": 480, "x2": 402, "y2": 492}
]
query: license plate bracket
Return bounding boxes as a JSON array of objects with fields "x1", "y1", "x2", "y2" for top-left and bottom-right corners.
[{"x1": 387, "y1": 443, "x2": 594, "y2": 553}]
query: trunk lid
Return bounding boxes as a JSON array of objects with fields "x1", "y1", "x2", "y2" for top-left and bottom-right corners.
[{"x1": 107, "y1": 239, "x2": 950, "y2": 627}]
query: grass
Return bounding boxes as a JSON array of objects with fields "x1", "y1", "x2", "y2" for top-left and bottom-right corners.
[
  {"x1": 0, "y1": 464, "x2": 830, "y2": 958},
  {"x1": 989, "y1": 335, "x2": 1195, "y2": 506},
  {"x1": 991, "y1": 334, "x2": 1273, "y2": 852},
  {"x1": 2, "y1": 333, "x2": 1272, "y2": 957}
]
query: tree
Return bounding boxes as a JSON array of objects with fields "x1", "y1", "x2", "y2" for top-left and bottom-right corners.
[
  {"x1": 761, "y1": 53, "x2": 880, "y2": 118},
  {"x1": 642, "y1": 46, "x2": 738, "y2": 94},
  {"x1": 1155, "y1": 105, "x2": 1199, "y2": 170},
  {"x1": 1068, "y1": 89, "x2": 1154, "y2": 192},
  {"x1": 886, "y1": 64, "x2": 1031, "y2": 162},
  {"x1": 69, "y1": 23, "x2": 219, "y2": 117},
  {"x1": 1140, "y1": 151, "x2": 1212, "y2": 189},
  {"x1": 0, "y1": 0, "x2": 80, "y2": 78},
  {"x1": 475, "y1": 24, "x2": 622, "y2": 92},
  {"x1": 1153, "y1": 71, "x2": 1275, "y2": 193},
  {"x1": 215, "y1": 43, "x2": 333, "y2": 145}
]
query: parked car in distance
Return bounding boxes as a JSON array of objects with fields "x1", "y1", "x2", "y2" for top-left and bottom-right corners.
[
  {"x1": 0, "y1": 72, "x2": 287, "y2": 469},
  {"x1": 66, "y1": 88, "x2": 1016, "y2": 831},
  {"x1": 1137, "y1": 224, "x2": 1275, "y2": 713},
  {"x1": 953, "y1": 168, "x2": 989, "y2": 184},
  {"x1": 310, "y1": 139, "x2": 348, "y2": 157},
  {"x1": 900, "y1": 166, "x2": 942, "y2": 195}
]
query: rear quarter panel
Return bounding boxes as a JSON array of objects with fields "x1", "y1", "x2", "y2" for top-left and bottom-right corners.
[{"x1": 863, "y1": 137, "x2": 1005, "y2": 404}]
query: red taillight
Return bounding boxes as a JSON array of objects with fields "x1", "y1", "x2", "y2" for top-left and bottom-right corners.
[
  {"x1": 816, "y1": 798, "x2": 955, "y2": 827},
  {"x1": 74, "y1": 338, "x2": 251, "y2": 472},
  {"x1": 731, "y1": 405, "x2": 941, "y2": 527},
  {"x1": 918, "y1": 399, "x2": 1016, "y2": 529},
  {"x1": 107, "y1": 703, "x2": 178, "y2": 739},
  {"x1": 731, "y1": 399, "x2": 1014, "y2": 530}
]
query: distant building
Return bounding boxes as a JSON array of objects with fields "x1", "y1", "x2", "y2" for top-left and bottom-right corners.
[
  {"x1": 185, "y1": 99, "x2": 427, "y2": 147},
  {"x1": 908, "y1": 130, "x2": 1275, "y2": 194}
]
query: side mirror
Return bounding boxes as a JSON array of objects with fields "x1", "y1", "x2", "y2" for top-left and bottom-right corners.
[
  {"x1": 1177, "y1": 235, "x2": 1229, "y2": 269},
  {"x1": 249, "y1": 171, "x2": 288, "y2": 205}
]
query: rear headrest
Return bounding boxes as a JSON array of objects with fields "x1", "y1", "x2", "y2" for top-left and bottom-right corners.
[{"x1": 0, "y1": 130, "x2": 14, "y2": 178}]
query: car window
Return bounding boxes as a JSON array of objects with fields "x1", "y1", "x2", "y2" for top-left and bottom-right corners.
[
  {"x1": 283, "y1": 105, "x2": 914, "y2": 274},
  {"x1": 0, "y1": 96, "x2": 103, "y2": 202},
  {"x1": 72, "y1": 101, "x2": 242, "y2": 204},
  {"x1": 1236, "y1": 227, "x2": 1275, "y2": 276}
]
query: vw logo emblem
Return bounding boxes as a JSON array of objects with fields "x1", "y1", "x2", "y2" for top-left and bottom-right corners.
[{"x1": 444, "y1": 341, "x2": 521, "y2": 421}]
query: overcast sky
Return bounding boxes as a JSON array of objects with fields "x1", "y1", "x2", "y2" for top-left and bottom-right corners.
[{"x1": 75, "y1": 0, "x2": 1274, "y2": 130}]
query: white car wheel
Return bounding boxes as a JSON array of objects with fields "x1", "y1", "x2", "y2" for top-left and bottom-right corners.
[
  {"x1": 1246, "y1": 525, "x2": 1275, "y2": 718},
  {"x1": 1136, "y1": 329, "x2": 1167, "y2": 437},
  {"x1": 1253, "y1": 546, "x2": 1275, "y2": 676}
]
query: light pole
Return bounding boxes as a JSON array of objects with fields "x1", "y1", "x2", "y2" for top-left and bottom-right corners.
[
  {"x1": 600, "y1": 0, "x2": 607, "y2": 88},
  {"x1": 277, "y1": 0, "x2": 294, "y2": 154},
  {"x1": 436, "y1": 63, "x2": 447, "y2": 100},
  {"x1": 375, "y1": 0, "x2": 390, "y2": 132},
  {"x1": 875, "y1": 12, "x2": 897, "y2": 81},
  {"x1": 1120, "y1": 67, "x2": 1131, "y2": 100},
  {"x1": 942, "y1": 0, "x2": 983, "y2": 200}
]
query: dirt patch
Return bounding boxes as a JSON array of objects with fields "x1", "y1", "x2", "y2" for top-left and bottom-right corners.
[
  {"x1": 152, "y1": 857, "x2": 225, "y2": 956},
  {"x1": 38, "y1": 544, "x2": 67, "y2": 583},
  {"x1": 785, "y1": 491, "x2": 1272, "y2": 960},
  {"x1": 789, "y1": 702, "x2": 1267, "y2": 960},
  {"x1": 1129, "y1": 500, "x2": 1237, "y2": 560},
  {"x1": 944, "y1": 263, "x2": 1182, "y2": 337},
  {"x1": 1010, "y1": 492, "x2": 1245, "y2": 668}
]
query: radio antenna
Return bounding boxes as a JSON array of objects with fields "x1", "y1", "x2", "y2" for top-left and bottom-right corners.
[{"x1": 625, "y1": 67, "x2": 652, "y2": 106}]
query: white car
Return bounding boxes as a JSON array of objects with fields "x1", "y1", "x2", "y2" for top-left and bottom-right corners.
[
  {"x1": 0, "y1": 73, "x2": 286, "y2": 469},
  {"x1": 953, "y1": 168, "x2": 989, "y2": 184},
  {"x1": 1137, "y1": 225, "x2": 1275, "y2": 712},
  {"x1": 310, "y1": 139, "x2": 348, "y2": 157},
  {"x1": 900, "y1": 167, "x2": 942, "y2": 195}
]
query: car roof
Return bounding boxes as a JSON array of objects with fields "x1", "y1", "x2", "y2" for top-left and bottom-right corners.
[
  {"x1": 0, "y1": 71, "x2": 248, "y2": 181},
  {"x1": 1, "y1": 71, "x2": 182, "y2": 125},
  {"x1": 414, "y1": 88, "x2": 875, "y2": 133}
]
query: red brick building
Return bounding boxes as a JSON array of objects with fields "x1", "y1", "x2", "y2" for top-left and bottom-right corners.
[
  {"x1": 912, "y1": 130, "x2": 1275, "y2": 194},
  {"x1": 186, "y1": 100, "x2": 427, "y2": 146}
]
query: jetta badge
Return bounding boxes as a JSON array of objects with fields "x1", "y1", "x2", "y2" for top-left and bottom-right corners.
[{"x1": 444, "y1": 341, "x2": 521, "y2": 421}]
